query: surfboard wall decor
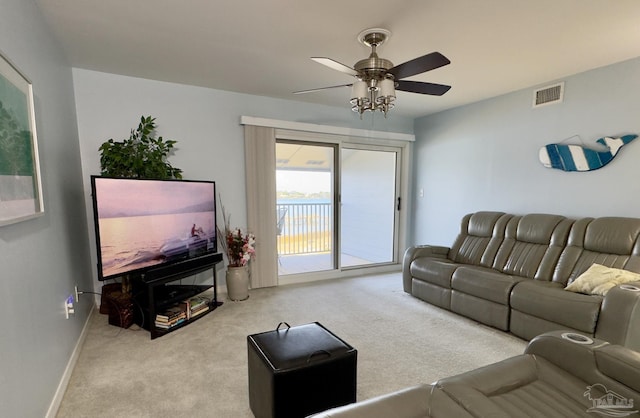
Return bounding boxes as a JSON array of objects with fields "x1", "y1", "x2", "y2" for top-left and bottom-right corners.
[{"x1": 539, "y1": 134, "x2": 637, "y2": 172}]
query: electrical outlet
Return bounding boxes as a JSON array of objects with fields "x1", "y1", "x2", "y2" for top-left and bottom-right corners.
[
  {"x1": 74, "y1": 285, "x2": 79, "y2": 303},
  {"x1": 419, "y1": 188, "x2": 424, "y2": 198},
  {"x1": 65, "y1": 295, "x2": 75, "y2": 319}
]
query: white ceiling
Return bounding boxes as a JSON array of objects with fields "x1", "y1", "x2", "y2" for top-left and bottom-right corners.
[{"x1": 36, "y1": 0, "x2": 640, "y2": 119}]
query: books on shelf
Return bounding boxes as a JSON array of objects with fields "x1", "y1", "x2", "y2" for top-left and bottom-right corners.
[
  {"x1": 190, "y1": 305, "x2": 209, "y2": 319},
  {"x1": 156, "y1": 304, "x2": 186, "y2": 320},
  {"x1": 155, "y1": 295, "x2": 211, "y2": 329},
  {"x1": 186, "y1": 295, "x2": 210, "y2": 319},
  {"x1": 155, "y1": 317, "x2": 186, "y2": 329}
]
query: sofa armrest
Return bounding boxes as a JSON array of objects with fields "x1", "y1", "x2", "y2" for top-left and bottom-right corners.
[
  {"x1": 526, "y1": 331, "x2": 640, "y2": 398},
  {"x1": 595, "y1": 345, "x2": 640, "y2": 393},
  {"x1": 596, "y1": 281, "x2": 640, "y2": 351},
  {"x1": 525, "y1": 331, "x2": 608, "y2": 384},
  {"x1": 307, "y1": 385, "x2": 432, "y2": 418},
  {"x1": 402, "y1": 245, "x2": 450, "y2": 293}
]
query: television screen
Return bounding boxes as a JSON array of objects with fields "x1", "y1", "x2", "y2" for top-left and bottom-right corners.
[{"x1": 90, "y1": 176, "x2": 217, "y2": 281}]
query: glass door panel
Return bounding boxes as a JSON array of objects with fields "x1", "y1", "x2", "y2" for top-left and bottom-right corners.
[
  {"x1": 340, "y1": 148, "x2": 398, "y2": 268},
  {"x1": 276, "y1": 142, "x2": 336, "y2": 275}
]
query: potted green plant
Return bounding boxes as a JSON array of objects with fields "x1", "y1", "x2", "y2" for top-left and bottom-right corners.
[
  {"x1": 98, "y1": 115, "x2": 182, "y2": 179},
  {"x1": 97, "y1": 115, "x2": 183, "y2": 309}
]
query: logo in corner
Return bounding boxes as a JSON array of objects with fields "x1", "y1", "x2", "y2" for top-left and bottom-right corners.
[{"x1": 584, "y1": 383, "x2": 638, "y2": 417}]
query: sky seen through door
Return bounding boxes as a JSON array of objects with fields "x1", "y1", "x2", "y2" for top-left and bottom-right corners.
[{"x1": 276, "y1": 170, "x2": 330, "y2": 194}]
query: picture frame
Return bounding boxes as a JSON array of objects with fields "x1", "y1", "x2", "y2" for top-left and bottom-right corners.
[{"x1": 0, "y1": 50, "x2": 44, "y2": 226}]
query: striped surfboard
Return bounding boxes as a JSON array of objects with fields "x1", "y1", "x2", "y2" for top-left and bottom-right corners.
[{"x1": 539, "y1": 134, "x2": 637, "y2": 172}]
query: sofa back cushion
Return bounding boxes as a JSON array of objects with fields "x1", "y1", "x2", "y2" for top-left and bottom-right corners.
[
  {"x1": 493, "y1": 214, "x2": 573, "y2": 280},
  {"x1": 449, "y1": 212, "x2": 511, "y2": 267},
  {"x1": 554, "y1": 217, "x2": 640, "y2": 285}
]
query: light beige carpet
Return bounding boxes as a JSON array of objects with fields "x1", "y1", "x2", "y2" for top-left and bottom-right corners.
[{"x1": 56, "y1": 273, "x2": 526, "y2": 418}]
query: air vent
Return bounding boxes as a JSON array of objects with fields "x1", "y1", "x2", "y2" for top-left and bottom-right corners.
[{"x1": 533, "y1": 82, "x2": 564, "y2": 108}]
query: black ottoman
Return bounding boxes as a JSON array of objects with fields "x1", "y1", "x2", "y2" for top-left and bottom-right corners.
[{"x1": 247, "y1": 322, "x2": 357, "y2": 418}]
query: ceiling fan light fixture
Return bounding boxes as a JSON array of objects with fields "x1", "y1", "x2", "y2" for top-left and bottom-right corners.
[
  {"x1": 376, "y1": 78, "x2": 396, "y2": 116},
  {"x1": 378, "y1": 78, "x2": 396, "y2": 100},
  {"x1": 350, "y1": 80, "x2": 369, "y2": 101},
  {"x1": 350, "y1": 77, "x2": 396, "y2": 117}
]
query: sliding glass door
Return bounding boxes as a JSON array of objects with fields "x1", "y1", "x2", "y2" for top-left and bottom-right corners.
[{"x1": 276, "y1": 138, "x2": 402, "y2": 276}]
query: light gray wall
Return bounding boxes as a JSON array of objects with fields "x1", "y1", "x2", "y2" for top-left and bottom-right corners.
[
  {"x1": 412, "y1": 57, "x2": 640, "y2": 246},
  {"x1": 0, "y1": 1, "x2": 93, "y2": 416},
  {"x1": 72, "y1": 68, "x2": 414, "y2": 291}
]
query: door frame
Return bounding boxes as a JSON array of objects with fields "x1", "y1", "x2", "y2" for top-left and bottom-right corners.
[{"x1": 275, "y1": 128, "x2": 412, "y2": 285}]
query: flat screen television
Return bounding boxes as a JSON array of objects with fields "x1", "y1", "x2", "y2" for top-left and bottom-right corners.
[{"x1": 90, "y1": 176, "x2": 217, "y2": 281}]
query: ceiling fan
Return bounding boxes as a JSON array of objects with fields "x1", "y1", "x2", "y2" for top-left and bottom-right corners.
[{"x1": 294, "y1": 28, "x2": 451, "y2": 116}]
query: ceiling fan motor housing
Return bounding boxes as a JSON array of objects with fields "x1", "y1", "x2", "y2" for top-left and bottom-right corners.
[{"x1": 354, "y1": 56, "x2": 394, "y2": 84}]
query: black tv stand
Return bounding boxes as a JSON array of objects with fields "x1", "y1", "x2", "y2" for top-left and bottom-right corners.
[{"x1": 132, "y1": 253, "x2": 223, "y2": 339}]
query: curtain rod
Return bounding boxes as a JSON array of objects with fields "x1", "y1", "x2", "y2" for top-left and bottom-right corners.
[{"x1": 240, "y1": 116, "x2": 415, "y2": 142}]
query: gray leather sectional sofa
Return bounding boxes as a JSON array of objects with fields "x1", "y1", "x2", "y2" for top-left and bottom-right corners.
[
  {"x1": 403, "y1": 212, "x2": 640, "y2": 350},
  {"x1": 310, "y1": 212, "x2": 640, "y2": 417},
  {"x1": 310, "y1": 331, "x2": 640, "y2": 417}
]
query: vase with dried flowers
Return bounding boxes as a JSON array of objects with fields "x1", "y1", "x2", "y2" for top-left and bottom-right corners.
[{"x1": 217, "y1": 199, "x2": 256, "y2": 301}]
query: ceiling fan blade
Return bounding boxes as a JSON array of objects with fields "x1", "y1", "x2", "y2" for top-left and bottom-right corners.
[
  {"x1": 388, "y1": 52, "x2": 450, "y2": 80},
  {"x1": 311, "y1": 57, "x2": 359, "y2": 76},
  {"x1": 293, "y1": 84, "x2": 353, "y2": 94},
  {"x1": 396, "y1": 80, "x2": 451, "y2": 96}
]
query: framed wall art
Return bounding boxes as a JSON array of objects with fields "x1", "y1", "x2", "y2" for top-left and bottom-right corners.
[{"x1": 0, "y1": 50, "x2": 43, "y2": 226}]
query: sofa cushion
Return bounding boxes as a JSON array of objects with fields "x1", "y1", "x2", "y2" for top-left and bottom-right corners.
[
  {"x1": 554, "y1": 217, "x2": 640, "y2": 285},
  {"x1": 410, "y1": 258, "x2": 458, "y2": 288},
  {"x1": 493, "y1": 214, "x2": 572, "y2": 281},
  {"x1": 514, "y1": 214, "x2": 567, "y2": 245},
  {"x1": 584, "y1": 217, "x2": 640, "y2": 255},
  {"x1": 565, "y1": 263, "x2": 640, "y2": 296},
  {"x1": 452, "y1": 266, "x2": 523, "y2": 304},
  {"x1": 449, "y1": 212, "x2": 511, "y2": 267},
  {"x1": 510, "y1": 281, "x2": 602, "y2": 333}
]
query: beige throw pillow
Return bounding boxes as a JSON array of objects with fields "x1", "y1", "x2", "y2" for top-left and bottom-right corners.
[{"x1": 565, "y1": 263, "x2": 640, "y2": 296}]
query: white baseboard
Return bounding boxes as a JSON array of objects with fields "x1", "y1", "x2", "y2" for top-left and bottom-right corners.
[{"x1": 46, "y1": 304, "x2": 96, "y2": 418}]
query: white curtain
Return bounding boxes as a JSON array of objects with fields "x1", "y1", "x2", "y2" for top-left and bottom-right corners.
[{"x1": 244, "y1": 125, "x2": 278, "y2": 288}]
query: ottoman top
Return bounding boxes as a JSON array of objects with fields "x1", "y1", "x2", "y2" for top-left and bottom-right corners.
[{"x1": 249, "y1": 322, "x2": 355, "y2": 370}]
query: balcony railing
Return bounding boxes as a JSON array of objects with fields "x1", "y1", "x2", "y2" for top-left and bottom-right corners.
[{"x1": 277, "y1": 202, "x2": 332, "y2": 255}]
